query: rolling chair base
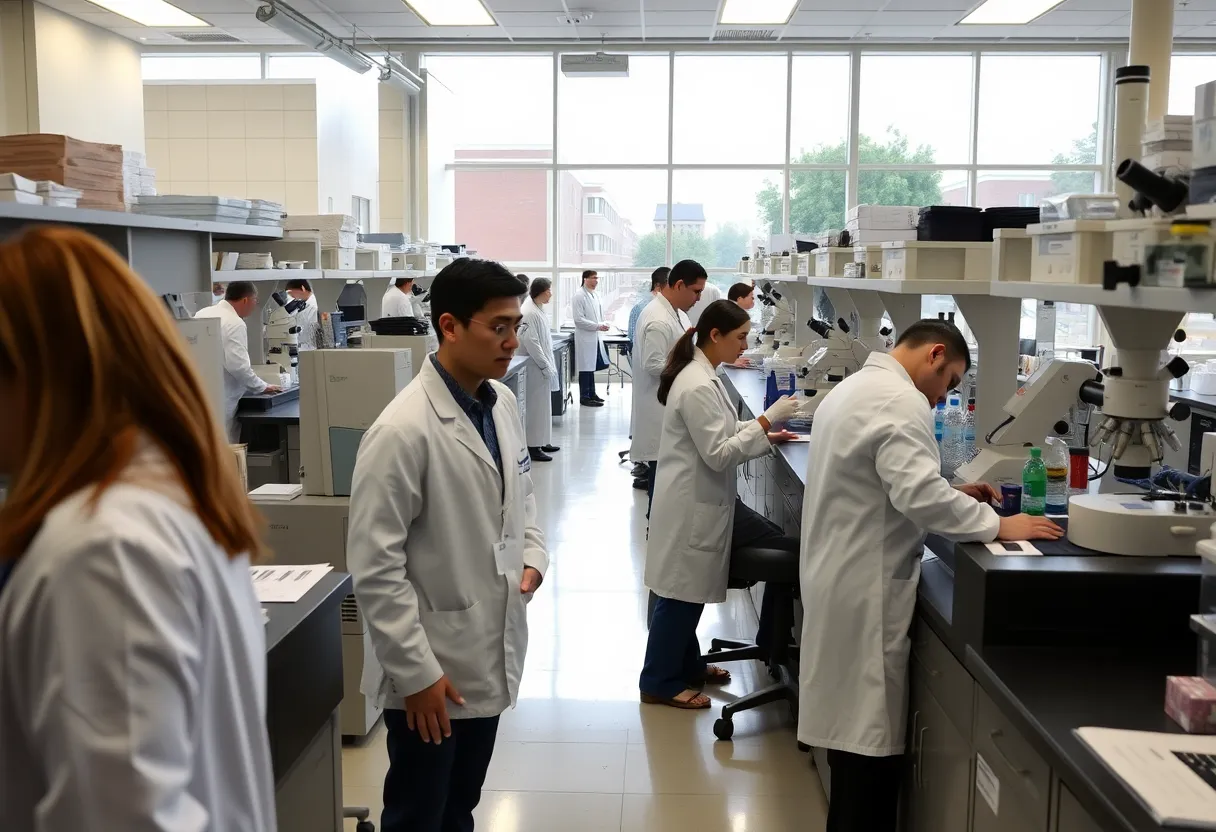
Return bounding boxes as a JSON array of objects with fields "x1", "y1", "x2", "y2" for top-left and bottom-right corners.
[
  {"x1": 707, "y1": 638, "x2": 798, "y2": 742},
  {"x1": 344, "y1": 807, "x2": 375, "y2": 832}
]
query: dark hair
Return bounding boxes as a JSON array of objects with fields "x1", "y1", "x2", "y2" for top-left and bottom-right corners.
[
  {"x1": 394, "y1": 276, "x2": 414, "y2": 289},
  {"x1": 224, "y1": 281, "x2": 256, "y2": 302},
  {"x1": 529, "y1": 276, "x2": 552, "y2": 300},
  {"x1": 429, "y1": 258, "x2": 527, "y2": 343},
  {"x1": 669, "y1": 259, "x2": 708, "y2": 289},
  {"x1": 728, "y1": 282, "x2": 754, "y2": 302},
  {"x1": 895, "y1": 319, "x2": 971, "y2": 371},
  {"x1": 581, "y1": 270, "x2": 597, "y2": 283},
  {"x1": 657, "y1": 300, "x2": 751, "y2": 405},
  {"x1": 284, "y1": 278, "x2": 312, "y2": 292},
  {"x1": 650, "y1": 266, "x2": 670, "y2": 292}
]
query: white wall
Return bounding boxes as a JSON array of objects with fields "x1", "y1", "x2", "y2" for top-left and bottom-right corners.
[
  {"x1": 0, "y1": 0, "x2": 36, "y2": 136},
  {"x1": 379, "y1": 84, "x2": 407, "y2": 234},
  {"x1": 30, "y1": 2, "x2": 143, "y2": 151},
  {"x1": 312, "y1": 61, "x2": 378, "y2": 227},
  {"x1": 144, "y1": 82, "x2": 319, "y2": 213}
]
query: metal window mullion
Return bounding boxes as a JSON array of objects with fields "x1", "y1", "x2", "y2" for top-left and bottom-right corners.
[
  {"x1": 666, "y1": 50, "x2": 675, "y2": 264},
  {"x1": 551, "y1": 51, "x2": 559, "y2": 320},
  {"x1": 846, "y1": 47, "x2": 861, "y2": 211},
  {"x1": 783, "y1": 51, "x2": 793, "y2": 235},
  {"x1": 969, "y1": 51, "x2": 981, "y2": 205}
]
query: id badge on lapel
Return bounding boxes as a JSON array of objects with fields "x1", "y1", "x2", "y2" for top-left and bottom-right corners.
[{"x1": 493, "y1": 537, "x2": 525, "y2": 576}]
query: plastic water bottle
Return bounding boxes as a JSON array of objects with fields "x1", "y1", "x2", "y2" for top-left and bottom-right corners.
[
  {"x1": 963, "y1": 398, "x2": 978, "y2": 463},
  {"x1": 1044, "y1": 437, "x2": 1070, "y2": 514},
  {"x1": 942, "y1": 394, "x2": 965, "y2": 477},
  {"x1": 1022, "y1": 447, "x2": 1047, "y2": 516},
  {"x1": 934, "y1": 400, "x2": 946, "y2": 449}
]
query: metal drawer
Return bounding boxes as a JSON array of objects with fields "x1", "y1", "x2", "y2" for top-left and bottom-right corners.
[
  {"x1": 1055, "y1": 782, "x2": 1104, "y2": 832},
  {"x1": 974, "y1": 687, "x2": 1051, "y2": 828},
  {"x1": 911, "y1": 617, "x2": 975, "y2": 740}
]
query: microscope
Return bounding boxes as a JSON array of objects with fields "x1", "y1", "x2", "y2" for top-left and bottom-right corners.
[
  {"x1": 795, "y1": 318, "x2": 875, "y2": 415},
  {"x1": 261, "y1": 290, "x2": 306, "y2": 386}
]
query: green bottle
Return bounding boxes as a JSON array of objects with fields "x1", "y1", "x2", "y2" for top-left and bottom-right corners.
[{"x1": 1022, "y1": 447, "x2": 1047, "y2": 516}]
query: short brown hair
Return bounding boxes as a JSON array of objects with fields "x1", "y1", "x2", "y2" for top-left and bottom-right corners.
[
  {"x1": 895, "y1": 319, "x2": 971, "y2": 371},
  {"x1": 728, "y1": 282, "x2": 754, "y2": 302}
]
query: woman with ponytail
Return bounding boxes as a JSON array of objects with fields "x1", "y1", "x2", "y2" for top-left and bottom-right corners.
[{"x1": 639, "y1": 300, "x2": 803, "y2": 709}]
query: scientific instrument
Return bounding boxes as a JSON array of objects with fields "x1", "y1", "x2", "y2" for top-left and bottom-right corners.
[{"x1": 262, "y1": 290, "x2": 306, "y2": 386}]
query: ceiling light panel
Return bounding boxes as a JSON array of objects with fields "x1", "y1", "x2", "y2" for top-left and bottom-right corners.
[
  {"x1": 86, "y1": 0, "x2": 209, "y2": 26},
  {"x1": 959, "y1": 0, "x2": 1067, "y2": 26},
  {"x1": 719, "y1": 0, "x2": 798, "y2": 26},
  {"x1": 404, "y1": 0, "x2": 495, "y2": 26}
]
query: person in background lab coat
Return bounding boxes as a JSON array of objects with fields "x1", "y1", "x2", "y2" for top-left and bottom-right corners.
[
  {"x1": 519, "y1": 276, "x2": 561, "y2": 462},
  {"x1": 382, "y1": 276, "x2": 417, "y2": 318},
  {"x1": 285, "y1": 277, "x2": 319, "y2": 351},
  {"x1": 195, "y1": 280, "x2": 281, "y2": 442},
  {"x1": 629, "y1": 266, "x2": 668, "y2": 347},
  {"x1": 632, "y1": 259, "x2": 707, "y2": 519},
  {"x1": 639, "y1": 300, "x2": 802, "y2": 710},
  {"x1": 685, "y1": 279, "x2": 722, "y2": 327},
  {"x1": 798, "y1": 319, "x2": 1063, "y2": 832},
  {"x1": 0, "y1": 226, "x2": 275, "y2": 831},
  {"x1": 573, "y1": 269, "x2": 610, "y2": 407},
  {"x1": 348, "y1": 258, "x2": 548, "y2": 832},
  {"x1": 728, "y1": 282, "x2": 755, "y2": 310},
  {"x1": 212, "y1": 281, "x2": 225, "y2": 305}
]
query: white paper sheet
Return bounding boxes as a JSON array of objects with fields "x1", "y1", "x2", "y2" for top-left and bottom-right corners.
[
  {"x1": 250, "y1": 563, "x2": 333, "y2": 603},
  {"x1": 983, "y1": 540, "x2": 1043, "y2": 556}
]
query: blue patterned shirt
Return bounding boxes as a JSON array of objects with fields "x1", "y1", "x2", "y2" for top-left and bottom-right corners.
[
  {"x1": 628, "y1": 294, "x2": 653, "y2": 346},
  {"x1": 430, "y1": 355, "x2": 503, "y2": 482}
]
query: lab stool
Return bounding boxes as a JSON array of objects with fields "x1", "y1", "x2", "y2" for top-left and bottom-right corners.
[
  {"x1": 704, "y1": 543, "x2": 800, "y2": 742},
  {"x1": 344, "y1": 806, "x2": 375, "y2": 831}
]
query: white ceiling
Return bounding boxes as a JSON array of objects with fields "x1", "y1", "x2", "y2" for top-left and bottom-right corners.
[{"x1": 39, "y1": 0, "x2": 1216, "y2": 48}]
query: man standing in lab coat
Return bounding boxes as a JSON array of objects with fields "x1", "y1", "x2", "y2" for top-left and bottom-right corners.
[
  {"x1": 348, "y1": 259, "x2": 549, "y2": 832},
  {"x1": 798, "y1": 319, "x2": 1062, "y2": 832},
  {"x1": 381, "y1": 276, "x2": 418, "y2": 318},
  {"x1": 572, "y1": 269, "x2": 610, "y2": 407},
  {"x1": 193, "y1": 281, "x2": 281, "y2": 442},
  {"x1": 284, "y1": 278, "x2": 319, "y2": 351}
]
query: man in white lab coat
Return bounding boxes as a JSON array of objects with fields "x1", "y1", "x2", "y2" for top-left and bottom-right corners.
[
  {"x1": 193, "y1": 281, "x2": 281, "y2": 442},
  {"x1": 572, "y1": 269, "x2": 610, "y2": 407},
  {"x1": 631, "y1": 259, "x2": 706, "y2": 518},
  {"x1": 519, "y1": 276, "x2": 561, "y2": 462},
  {"x1": 685, "y1": 279, "x2": 722, "y2": 327},
  {"x1": 285, "y1": 278, "x2": 319, "y2": 351},
  {"x1": 347, "y1": 259, "x2": 548, "y2": 832},
  {"x1": 798, "y1": 319, "x2": 1062, "y2": 832},
  {"x1": 381, "y1": 276, "x2": 417, "y2": 318}
]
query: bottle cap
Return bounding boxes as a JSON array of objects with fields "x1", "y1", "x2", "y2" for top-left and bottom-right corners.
[{"x1": 1029, "y1": 447, "x2": 1041, "y2": 458}]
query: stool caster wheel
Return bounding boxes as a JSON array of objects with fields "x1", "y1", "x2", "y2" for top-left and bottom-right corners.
[
  {"x1": 797, "y1": 741, "x2": 811, "y2": 753},
  {"x1": 356, "y1": 822, "x2": 376, "y2": 832},
  {"x1": 713, "y1": 717, "x2": 734, "y2": 741},
  {"x1": 708, "y1": 645, "x2": 722, "y2": 654}
]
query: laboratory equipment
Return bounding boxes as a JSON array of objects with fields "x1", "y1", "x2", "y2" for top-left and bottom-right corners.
[
  {"x1": 364, "y1": 333, "x2": 432, "y2": 377},
  {"x1": 262, "y1": 290, "x2": 305, "y2": 386},
  {"x1": 1022, "y1": 448, "x2": 1047, "y2": 516},
  {"x1": 881, "y1": 241, "x2": 992, "y2": 281},
  {"x1": 299, "y1": 348, "x2": 412, "y2": 497},
  {"x1": 250, "y1": 494, "x2": 382, "y2": 739},
  {"x1": 795, "y1": 318, "x2": 871, "y2": 411},
  {"x1": 955, "y1": 359, "x2": 1100, "y2": 487},
  {"x1": 174, "y1": 317, "x2": 226, "y2": 429},
  {"x1": 1045, "y1": 436, "x2": 1070, "y2": 514},
  {"x1": 1143, "y1": 220, "x2": 1216, "y2": 288},
  {"x1": 1113, "y1": 65, "x2": 1151, "y2": 214}
]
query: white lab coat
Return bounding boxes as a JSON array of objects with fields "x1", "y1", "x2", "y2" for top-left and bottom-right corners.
[
  {"x1": 630, "y1": 294, "x2": 690, "y2": 462},
  {"x1": 519, "y1": 297, "x2": 558, "y2": 447},
  {"x1": 645, "y1": 350, "x2": 772, "y2": 604},
  {"x1": 194, "y1": 300, "x2": 267, "y2": 442},
  {"x1": 686, "y1": 282, "x2": 722, "y2": 327},
  {"x1": 573, "y1": 287, "x2": 608, "y2": 373},
  {"x1": 297, "y1": 294, "x2": 319, "y2": 351},
  {"x1": 0, "y1": 446, "x2": 275, "y2": 831},
  {"x1": 348, "y1": 358, "x2": 549, "y2": 718},
  {"x1": 798, "y1": 353, "x2": 1001, "y2": 757},
  {"x1": 381, "y1": 286, "x2": 414, "y2": 318}
]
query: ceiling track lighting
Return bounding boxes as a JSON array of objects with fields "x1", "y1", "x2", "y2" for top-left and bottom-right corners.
[
  {"x1": 255, "y1": 3, "x2": 373, "y2": 74},
  {"x1": 378, "y1": 63, "x2": 421, "y2": 94}
]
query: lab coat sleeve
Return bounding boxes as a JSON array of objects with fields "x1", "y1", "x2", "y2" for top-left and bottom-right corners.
[
  {"x1": 872, "y1": 397, "x2": 1001, "y2": 542},
  {"x1": 573, "y1": 294, "x2": 600, "y2": 331},
  {"x1": 506, "y1": 391, "x2": 549, "y2": 576},
  {"x1": 29, "y1": 533, "x2": 206, "y2": 831},
  {"x1": 223, "y1": 321, "x2": 268, "y2": 394},
  {"x1": 681, "y1": 384, "x2": 772, "y2": 474},
  {"x1": 347, "y1": 423, "x2": 445, "y2": 699},
  {"x1": 640, "y1": 319, "x2": 673, "y2": 378}
]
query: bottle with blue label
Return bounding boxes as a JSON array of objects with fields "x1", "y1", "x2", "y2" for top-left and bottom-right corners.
[
  {"x1": 934, "y1": 400, "x2": 946, "y2": 447},
  {"x1": 942, "y1": 394, "x2": 965, "y2": 477},
  {"x1": 764, "y1": 360, "x2": 797, "y2": 409}
]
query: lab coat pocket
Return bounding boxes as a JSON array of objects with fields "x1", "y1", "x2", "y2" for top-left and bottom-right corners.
[
  {"x1": 419, "y1": 601, "x2": 495, "y2": 704},
  {"x1": 688, "y1": 502, "x2": 731, "y2": 552}
]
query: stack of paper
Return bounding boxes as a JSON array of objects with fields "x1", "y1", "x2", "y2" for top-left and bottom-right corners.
[
  {"x1": 250, "y1": 563, "x2": 334, "y2": 603},
  {"x1": 284, "y1": 214, "x2": 359, "y2": 248},
  {"x1": 0, "y1": 172, "x2": 41, "y2": 205},
  {"x1": 249, "y1": 483, "x2": 302, "y2": 501}
]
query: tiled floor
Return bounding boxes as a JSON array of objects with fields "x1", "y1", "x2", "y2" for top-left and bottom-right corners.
[{"x1": 341, "y1": 384, "x2": 828, "y2": 831}]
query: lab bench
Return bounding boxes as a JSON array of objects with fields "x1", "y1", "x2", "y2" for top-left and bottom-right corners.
[
  {"x1": 265, "y1": 571, "x2": 350, "y2": 832},
  {"x1": 720, "y1": 367, "x2": 1202, "y2": 832},
  {"x1": 552, "y1": 332, "x2": 574, "y2": 415}
]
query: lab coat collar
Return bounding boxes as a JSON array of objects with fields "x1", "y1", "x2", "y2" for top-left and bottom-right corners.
[
  {"x1": 652, "y1": 292, "x2": 683, "y2": 327},
  {"x1": 215, "y1": 299, "x2": 238, "y2": 319},
  {"x1": 691, "y1": 347, "x2": 720, "y2": 380},
  {"x1": 418, "y1": 358, "x2": 500, "y2": 474},
  {"x1": 865, "y1": 352, "x2": 916, "y2": 389}
]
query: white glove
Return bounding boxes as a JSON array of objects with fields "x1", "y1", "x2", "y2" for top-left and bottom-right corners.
[{"x1": 763, "y1": 395, "x2": 800, "y2": 427}]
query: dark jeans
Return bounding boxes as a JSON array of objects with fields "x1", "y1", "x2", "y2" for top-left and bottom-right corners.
[
  {"x1": 646, "y1": 461, "x2": 658, "y2": 520},
  {"x1": 381, "y1": 709, "x2": 500, "y2": 832},
  {"x1": 825, "y1": 749, "x2": 903, "y2": 832},
  {"x1": 578, "y1": 371, "x2": 597, "y2": 400},
  {"x1": 639, "y1": 499, "x2": 790, "y2": 699}
]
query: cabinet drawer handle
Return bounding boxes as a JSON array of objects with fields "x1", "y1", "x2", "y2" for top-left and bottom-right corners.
[
  {"x1": 916, "y1": 726, "x2": 927, "y2": 788},
  {"x1": 989, "y1": 729, "x2": 1031, "y2": 777}
]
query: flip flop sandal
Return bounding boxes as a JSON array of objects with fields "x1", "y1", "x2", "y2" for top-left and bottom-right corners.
[
  {"x1": 701, "y1": 665, "x2": 732, "y2": 685},
  {"x1": 640, "y1": 691, "x2": 712, "y2": 710}
]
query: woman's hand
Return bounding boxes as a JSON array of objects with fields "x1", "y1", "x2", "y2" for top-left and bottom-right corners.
[{"x1": 767, "y1": 430, "x2": 799, "y2": 444}]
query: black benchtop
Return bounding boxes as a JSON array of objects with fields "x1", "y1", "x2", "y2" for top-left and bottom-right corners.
[
  {"x1": 240, "y1": 385, "x2": 300, "y2": 412},
  {"x1": 720, "y1": 366, "x2": 1205, "y2": 832},
  {"x1": 1171, "y1": 388, "x2": 1216, "y2": 412},
  {"x1": 239, "y1": 399, "x2": 300, "y2": 425}
]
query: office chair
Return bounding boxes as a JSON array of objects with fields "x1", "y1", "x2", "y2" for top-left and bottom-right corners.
[
  {"x1": 704, "y1": 541, "x2": 801, "y2": 742},
  {"x1": 344, "y1": 807, "x2": 375, "y2": 831}
]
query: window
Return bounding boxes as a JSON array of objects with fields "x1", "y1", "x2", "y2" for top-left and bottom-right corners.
[
  {"x1": 972, "y1": 171, "x2": 1101, "y2": 209},
  {"x1": 673, "y1": 55, "x2": 787, "y2": 164},
  {"x1": 586, "y1": 197, "x2": 605, "y2": 215},
  {"x1": 141, "y1": 55, "x2": 261, "y2": 81},
  {"x1": 859, "y1": 55, "x2": 973, "y2": 166},
  {"x1": 559, "y1": 55, "x2": 668, "y2": 164},
  {"x1": 859, "y1": 169, "x2": 969, "y2": 208},
  {"x1": 790, "y1": 55, "x2": 851, "y2": 164},
  {"x1": 1168, "y1": 55, "x2": 1216, "y2": 115},
  {"x1": 352, "y1": 196, "x2": 370, "y2": 235},
  {"x1": 671, "y1": 170, "x2": 779, "y2": 268}
]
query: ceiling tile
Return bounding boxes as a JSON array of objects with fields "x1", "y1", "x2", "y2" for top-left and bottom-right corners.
[
  {"x1": 486, "y1": 0, "x2": 565, "y2": 10},
  {"x1": 869, "y1": 10, "x2": 970, "y2": 25},
  {"x1": 790, "y1": 10, "x2": 876, "y2": 25},
  {"x1": 853, "y1": 25, "x2": 951, "y2": 37},
  {"x1": 792, "y1": 0, "x2": 885, "y2": 8},
  {"x1": 783, "y1": 24, "x2": 863, "y2": 38},
  {"x1": 645, "y1": 10, "x2": 718, "y2": 25},
  {"x1": 881, "y1": 0, "x2": 976, "y2": 8},
  {"x1": 1056, "y1": 0, "x2": 1130, "y2": 9},
  {"x1": 1033, "y1": 9, "x2": 1127, "y2": 25}
]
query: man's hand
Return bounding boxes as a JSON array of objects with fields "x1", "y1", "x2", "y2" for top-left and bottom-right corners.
[
  {"x1": 598, "y1": 324, "x2": 611, "y2": 332},
  {"x1": 404, "y1": 675, "x2": 465, "y2": 744},
  {"x1": 998, "y1": 514, "x2": 1064, "y2": 541},
  {"x1": 520, "y1": 566, "x2": 543, "y2": 594},
  {"x1": 264, "y1": 384, "x2": 284, "y2": 394},
  {"x1": 956, "y1": 482, "x2": 999, "y2": 504},
  {"x1": 767, "y1": 430, "x2": 799, "y2": 444}
]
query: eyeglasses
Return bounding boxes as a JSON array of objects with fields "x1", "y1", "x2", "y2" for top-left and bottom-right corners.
[{"x1": 468, "y1": 318, "x2": 527, "y2": 338}]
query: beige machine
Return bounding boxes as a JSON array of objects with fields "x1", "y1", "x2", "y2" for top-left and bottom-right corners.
[
  {"x1": 299, "y1": 348, "x2": 412, "y2": 496},
  {"x1": 175, "y1": 318, "x2": 226, "y2": 430},
  {"x1": 363, "y1": 333, "x2": 432, "y2": 378}
]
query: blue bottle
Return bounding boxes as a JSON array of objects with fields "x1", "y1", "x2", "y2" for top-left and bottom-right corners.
[{"x1": 934, "y1": 400, "x2": 946, "y2": 446}]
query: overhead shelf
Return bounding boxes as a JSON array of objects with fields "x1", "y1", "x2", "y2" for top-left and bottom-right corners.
[
  {"x1": 212, "y1": 268, "x2": 439, "y2": 283},
  {"x1": 0, "y1": 202, "x2": 284, "y2": 239},
  {"x1": 989, "y1": 280, "x2": 1216, "y2": 314},
  {"x1": 803, "y1": 275, "x2": 994, "y2": 295}
]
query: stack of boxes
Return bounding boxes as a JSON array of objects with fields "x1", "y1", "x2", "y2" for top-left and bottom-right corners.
[
  {"x1": 122, "y1": 150, "x2": 157, "y2": 207},
  {"x1": 284, "y1": 214, "x2": 358, "y2": 270},
  {"x1": 0, "y1": 134, "x2": 124, "y2": 211},
  {"x1": 847, "y1": 205, "x2": 920, "y2": 278}
]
